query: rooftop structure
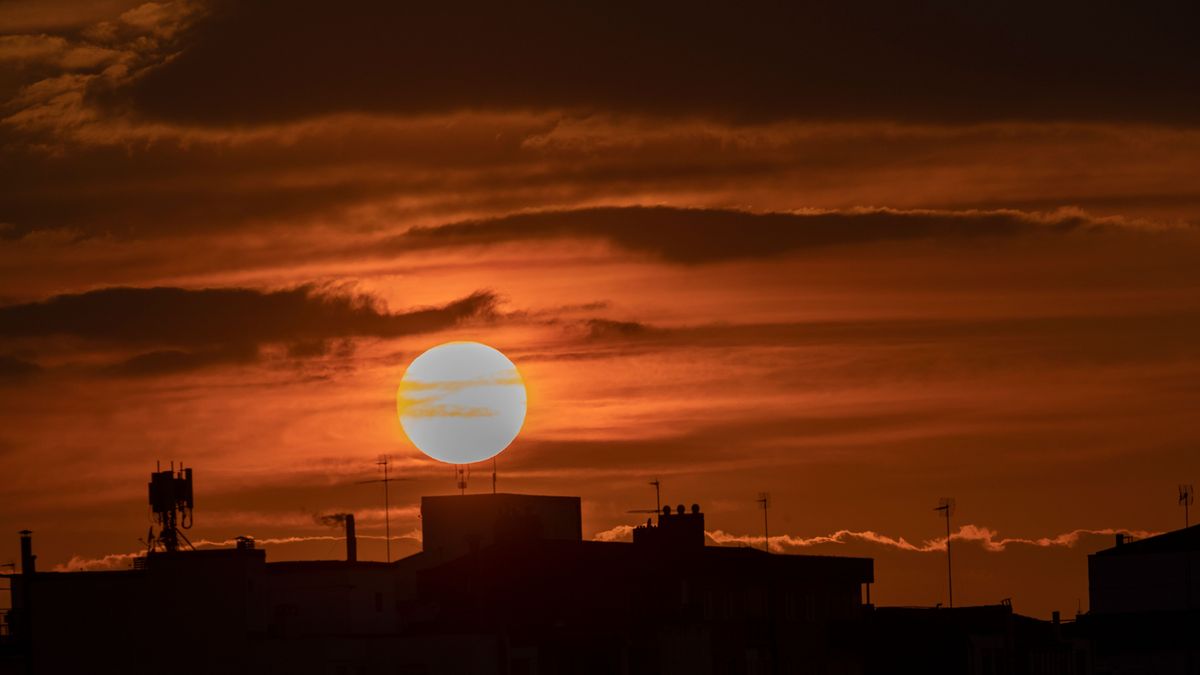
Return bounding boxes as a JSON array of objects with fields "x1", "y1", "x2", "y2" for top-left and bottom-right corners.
[
  {"x1": 1, "y1": 472, "x2": 878, "y2": 674},
  {"x1": 1088, "y1": 524, "x2": 1200, "y2": 614}
]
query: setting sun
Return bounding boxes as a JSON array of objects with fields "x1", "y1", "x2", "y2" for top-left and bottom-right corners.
[{"x1": 397, "y1": 341, "x2": 527, "y2": 465}]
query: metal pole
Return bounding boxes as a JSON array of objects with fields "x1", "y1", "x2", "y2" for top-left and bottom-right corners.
[
  {"x1": 945, "y1": 509, "x2": 954, "y2": 608},
  {"x1": 382, "y1": 458, "x2": 391, "y2": 563},
  {"x1": 763, "y1": 505, "x2": 770, "y2": 553}
]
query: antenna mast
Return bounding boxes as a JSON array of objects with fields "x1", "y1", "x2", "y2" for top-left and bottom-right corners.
[
  {"x1": 357, "y1": 455, "x2": 397, "y2": 562},
  {"x1": 934, "y1": 497, "x2": 956, "y2": 608},
  {"x1": 757, "y1": 492, "x2": 770, "y2": 553},
  {"x1": 1181, "y1": 484, "x2": 1195, "y2": 528},
  {"x1": 456, "y1": 464, "x2": 470, "y2": 495},
  {"x1": 626, "y1": 479, "x2": 665, "y2": 519}
]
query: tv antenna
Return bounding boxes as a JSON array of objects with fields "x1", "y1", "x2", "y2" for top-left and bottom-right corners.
[
  {"x1": 1180, "y1": 484, "x2": 1194, "y2": 528},
  {"x1": 453, "y1": 464, "x2": 473, "y2": 495},
  {"x1": 626, "y1": 479, "x2": 663, "y2": 516},
  {"x1": 757, "y1": 492, "x2": 771, "y2": 553},
  {"x1": 934, "y1": 497, "x2": 956, "y2": 608},
  {"x1": 147, "y1": 462, "x2": 195, "y2": 554},
  {"x1": 357, "y1": 455, "x2": 400, "y2": 563}
]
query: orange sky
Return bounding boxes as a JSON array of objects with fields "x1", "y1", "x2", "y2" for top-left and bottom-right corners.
[{"x1": 2, "y1": 0, "x2": 1199, "y2": 619}]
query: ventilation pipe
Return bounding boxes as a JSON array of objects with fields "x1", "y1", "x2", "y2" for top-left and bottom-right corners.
[{"x1": 345, "y1": 514, "x2": 357, "y2": 562}]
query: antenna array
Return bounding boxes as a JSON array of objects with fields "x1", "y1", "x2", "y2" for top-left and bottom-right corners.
[{"x1": 147, "y1": 462, "x2": 194, "y2": 554}]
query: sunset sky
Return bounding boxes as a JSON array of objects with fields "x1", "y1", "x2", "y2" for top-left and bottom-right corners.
[{"x1": 2, "y1": 1, "x2": 1199, "y2": 619}]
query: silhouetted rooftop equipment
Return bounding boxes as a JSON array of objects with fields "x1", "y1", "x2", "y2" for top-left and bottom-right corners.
[
  {"x1": 1180, "y1": 484, "x2": 1194, "y2": 528},
  {"x1": 455, "y1": 464, "x2": 469, "y2": 495},
  {"x1": 357, "y1": 456, "x2": 400, "y2": 562},
  {"x1": 632, "y1": 503, "x2": 706, "y2": 548},
  {"x1": 317, "y1": 513, "x2": 358, "y2": 562},
  {"x1": 757, "y1": 492, "x2": 771, "y2": 552},
  {"x1": 147, "y1": 463, "x2": 194, "y2": 554},
  {"x1": 18, "y1": 530, "x2": 34, "y2": 575},
  {"x1": 934, "y1": 497, "x2": 956, "y2": 608},
  {"x1": 627, "y1": 478, "x2": 664, "y2": 516},
  {"x1": 345, "y1": 514, "x2": 357, "y2": 562}
]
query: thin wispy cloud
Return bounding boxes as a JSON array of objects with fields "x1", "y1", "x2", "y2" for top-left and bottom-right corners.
[
  {"x1": 707, "y1": 525, "x2": 1163, "y2": 554},
  {"x1": 53, "y1": 530, "x2": 425, "y2": 572}
]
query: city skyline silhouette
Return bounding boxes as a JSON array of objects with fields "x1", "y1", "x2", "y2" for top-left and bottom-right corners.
[{"x1": 1, "y1": 1, "x2": 1198, "y2": 672}]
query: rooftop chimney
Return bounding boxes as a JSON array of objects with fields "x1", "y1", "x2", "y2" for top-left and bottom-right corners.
[
  {"x1": 345, "y1": 514, "x2": 357, "y2": 562},
  {"x1": 1115, "y1": 533, "x2": 1125, "y2": 547},
  {"x1": 633, "y1": 503, "x2": 706, "y2": 548},
  {"x1": 18, "y1": 530, "x2": 35, "y2": 575}
]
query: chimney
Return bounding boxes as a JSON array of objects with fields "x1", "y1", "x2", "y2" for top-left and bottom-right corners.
[
  {"x1": 1052, "y1": 611, "x2": 1061, "y2": 625},
  {"x1": 19, "y1": 530, "x2": 35, "y2": 575},
  {"x1": 1115, "y1": 533, "x2": 1125, "y2": 547},
  {"x1": 633, "y1": 503, "x2": 706, "y2": 548},
  {"x1": 345, "y1": 514, "x2": 357, "y2": 562}
]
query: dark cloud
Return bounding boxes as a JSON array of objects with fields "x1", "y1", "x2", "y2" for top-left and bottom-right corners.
[
  {"x1": 569, "y1": 312, "x2": 1200, "y2": 368},
  {"x1": 105, "y1": 344, "x2": 259, "y2": 377},
  {"x1": 0, "y1": 354, "x2": 41, "y2": 380},
  {"x1": 397, "y1": 206, "x2": 1110, "y2": 264},
  {"x1": 113, "y1": 1, "x2": 1200, "y2": 126},
  {"x1": 0, "y1": 138, "x2": 408, "y2": 239},
  {"x1": 583, "y1": 318, "x2": 653, "y2": 341},
  {"x1": 0, "y1": 285, "x2": 496, "y2": 373}
]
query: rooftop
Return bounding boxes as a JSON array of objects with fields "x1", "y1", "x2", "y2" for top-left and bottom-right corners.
[{"x1": 1093, "y1": 524, "x2": 1200, "y2": 557}]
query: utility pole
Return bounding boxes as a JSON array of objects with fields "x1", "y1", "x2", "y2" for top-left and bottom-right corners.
[{"x1": 934, "y1": 498, "x2": 956, "y2": 608}]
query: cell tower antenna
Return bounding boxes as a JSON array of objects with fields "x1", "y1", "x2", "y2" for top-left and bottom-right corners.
[
  {"x1": 626, "y1": 479, "x2": 664, "y2": 516},
  {"x1": 757, "y1": 492, "x2": 771, "y2": 553},
  {"x1": 146, "y1": 463, "x2": 195, "y2": 554},
  {"x1": 356, "y1": 455, "x2": 399, "y2": 562},
  {"x1": 934, "y1": 497, "x2": 956, "y2": 608},
  {"x1": 1180, "y1": 484, "x2": 1194, "y2": 528}
]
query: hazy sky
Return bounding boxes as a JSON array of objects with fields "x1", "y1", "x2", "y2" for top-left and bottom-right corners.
[{"x1": 2, "y1": 1, "x2": 1198, "y2": 619}]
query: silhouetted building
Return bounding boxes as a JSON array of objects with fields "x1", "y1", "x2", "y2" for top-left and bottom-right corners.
[
  {"x1": 633, "y1": 504, "x2": 705, "y2": 548},
  {"x1": 866, "y1": 604, "x2": 1088, "y2": 675},
  {"x1": 3, "y1": 492, "x2": 874, "y2": 675},
  {"x1": 1078, "y1": 526, "x2": 1200, "y2": 675},
  {"x1": 420, "y1": 493, "x2": 582, "y2": 561}
]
